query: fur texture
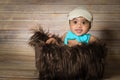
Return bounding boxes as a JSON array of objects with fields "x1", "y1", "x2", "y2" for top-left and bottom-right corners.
[{"x1": 29, "y1": 27, "x2": 107, "y2": 80}]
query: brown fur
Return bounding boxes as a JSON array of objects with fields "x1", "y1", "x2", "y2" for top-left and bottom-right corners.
[{"x1": 29, "y1": 27, "x2": 107, "y2": 80}]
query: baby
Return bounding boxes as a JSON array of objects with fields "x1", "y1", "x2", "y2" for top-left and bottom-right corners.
[{"x1": 46, "y1": 7, "x2": 98, "y2": 46}]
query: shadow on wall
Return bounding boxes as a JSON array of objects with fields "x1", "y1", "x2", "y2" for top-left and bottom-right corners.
[{"x1": 101, "y1": 28, "x2": 120, "y2": 78}]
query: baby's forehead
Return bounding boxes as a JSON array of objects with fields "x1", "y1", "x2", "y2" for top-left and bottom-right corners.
[{"x1": 72, "y1": 17, "x2": 88, "y2": 21}]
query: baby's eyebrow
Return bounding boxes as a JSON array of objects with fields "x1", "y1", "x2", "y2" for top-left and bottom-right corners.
[
  {"x1": 82, "y1": 19, "x2": 89, "y2": 22},
  {"x1": 72, "y1": 18, "x2": 78, "y2": 21},
  {"x1": 72, "y1": 18, "x2": 89, "y2": 22}
]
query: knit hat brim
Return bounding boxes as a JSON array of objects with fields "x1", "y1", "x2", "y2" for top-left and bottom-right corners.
[{"x1": 68, "y1": 7, "x2": 93, "y2": 22}]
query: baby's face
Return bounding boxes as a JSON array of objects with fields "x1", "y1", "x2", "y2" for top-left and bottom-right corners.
[{"x1": 69, "y1": 17, "x2": 91, "y2": 36}]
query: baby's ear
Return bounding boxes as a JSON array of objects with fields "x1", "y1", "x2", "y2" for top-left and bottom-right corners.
[
  {"x1": 69, "y1": 20, "x2": 71, "y2": 25},
  {"x1": 89, "y1": 22, "x2": 92, "y2": 29}
]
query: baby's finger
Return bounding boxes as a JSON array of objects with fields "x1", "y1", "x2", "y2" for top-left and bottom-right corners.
[
  {"x1": 48, "y1": 33, "x2": 54, "y2": 37},
  {"x1": 46, "y1": 39, "x2": 51, "y2": 44}
]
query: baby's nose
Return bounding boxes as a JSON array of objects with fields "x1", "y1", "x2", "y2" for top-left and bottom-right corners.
[{"x1": 77, "y1": 23, "x2": 82, "y2": 28}]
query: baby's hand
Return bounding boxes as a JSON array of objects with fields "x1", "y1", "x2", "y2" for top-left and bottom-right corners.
[
  {"x1": 46, "y1": 33, "x2": 59, "y2": 45},
  {"x1": 46, "y1": 38, "x2": 58, "y2": 44},
  {"x1": 68, "y1": 40, "x2": 82, "y2": 46}
]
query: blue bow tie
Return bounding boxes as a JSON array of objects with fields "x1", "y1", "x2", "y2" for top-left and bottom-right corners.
[{"x1": 64, "y1": 31, "x2": 91, "y2": 45}]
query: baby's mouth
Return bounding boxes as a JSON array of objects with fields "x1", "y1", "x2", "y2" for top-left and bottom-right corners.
[{"x1": 75, "y1": 29, "x2": 82, "y2": 33}]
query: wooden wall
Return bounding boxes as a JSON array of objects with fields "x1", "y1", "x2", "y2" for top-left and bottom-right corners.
[{"x1": 0, "y1": 0, "x2": 120, "y2": 80}]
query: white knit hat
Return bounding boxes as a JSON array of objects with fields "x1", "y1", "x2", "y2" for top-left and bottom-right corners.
[{"x1": 68, "y1": 7, "x2": 93, "y2": 22}]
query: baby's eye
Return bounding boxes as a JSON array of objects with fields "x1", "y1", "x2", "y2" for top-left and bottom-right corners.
[
  {"x1": 82, "y1": 21, "x2": 86, "y2": 24},
  {"x1": 73, "y1": 21, "x2": 77, "y2": 24}
]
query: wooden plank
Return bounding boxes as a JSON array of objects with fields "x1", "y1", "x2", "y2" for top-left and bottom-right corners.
[
  {"x1": 93, "y1": 14, "x2": 120, "y2": 21},
  {"x1": 0, "y1": 38, "x2": 119, "y2": 55},
  {"x1": 107, "y1": 55, "x2": 120, "y2": 63},
  {"x1": 0, "y1": 20, "x2": 119, "y2": 30},
  {"x1": 0, "y1": 39, "x2": 119, "y2": 55},
  {"x1": 0, "y1": 55, "x2": 119, "y2": 79},
  {"x1": 105, "y1": 55, "x2": 120, "y2": 80},
  {"x1": 0, "y1": 0, "x2": 120, "y2": 5},
  {"x1": 0, "y1": 51, "x2": 34, "y2": 56},
  {"x1": 0, "y1": 28, "x2": 120, "y2": 36},
  {"x1": 0, "y1": 43, "x2": 31, "y2": 49},
  {"x1": 0, "y1": 30, "x2": 119, "y2": 40},
  {"x1": 0, "y1": 39, "x2": 119, "y2": 47},
  {"x1": 0, "y1": 39, "x2": 119, "y2": 46},
  {"x1": 0, "y1": 42, "x2": 119, "y2": 55},
  {"x1": 92, "y1": 21, "x2": 120, "y2": 30},
  {"x1": 104, "y1": 77, "x2": 120, "y2": 80},
  {"x1": 0, "y1": 54, "x2": 35, "y2": 62},
  {"x1": 88, "y1": 30, "x2": 120, "y2": 40},
  {"x1": 0, "y1": 0, "x2": 119, "y2": 80},
  {"x1": 0, "y1": 62, "x2": 36, "y2": 70},
  {"x1": 1, "y1": 48, "x2": 119, "y2": 56},
  {"x1": 0, "y1": 52, "x2": 119, "y2": 64},
  {"x1": 0, "y1": 13, "x2": 67, "y2": 21},
  {"x1": 0, "y1": 13, "x2": 119, "y2": 21},
  {"x1": 0, "y1": 5, "x2": 119, "y2": 14},
  {"x1": 0, "y1": 21, "x2": 35, "y2": 30},
  {"x1": 105, "y1": 55, "x2": 120, "y2": 79},
  {"x1": 0, "y1": 20, "x2": 68, "y2": 31},
  {"x1": 0, "y1": 78, "x2": 38, "y2": 80},
  {"x1": 0, "y1": 48, "x2": 34, "y2": 55},
  {"x1": 0, "y1": 73, "x2": 119, "y2": 80},
  {"x1": 0, "y1": 69, "x2": 38, "y2": 78},
  {"x1": 105, "y1": 69, "x2": 120, "y2": 80},
  {"x1": 106, "y1": 40, "x2": 120, "y2": 46},
  {"x1": 0, "y1": 33, "x2": 31, "y2": 39},
  {"x1": 0, "y1": 55, "x2": 119, "y2": 72},
  {"x1": 0, "y1": 47, "x2": 119, "y2": 55}
]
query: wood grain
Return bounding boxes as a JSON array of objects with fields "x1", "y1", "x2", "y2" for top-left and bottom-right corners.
[
  {"x1": 0, "y1": 5, "x2": 119, "y2": 14},
  {"x1": 0, "y1": 0, "x2": 119, "y2": 80},
  {"x1": 0, "y1": 0, "x2": 120, "y2": 5}
]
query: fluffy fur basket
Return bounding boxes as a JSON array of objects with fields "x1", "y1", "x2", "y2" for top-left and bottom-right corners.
[{"x1": 29, "y1": 27, "x2": 107, "y2": 80}]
